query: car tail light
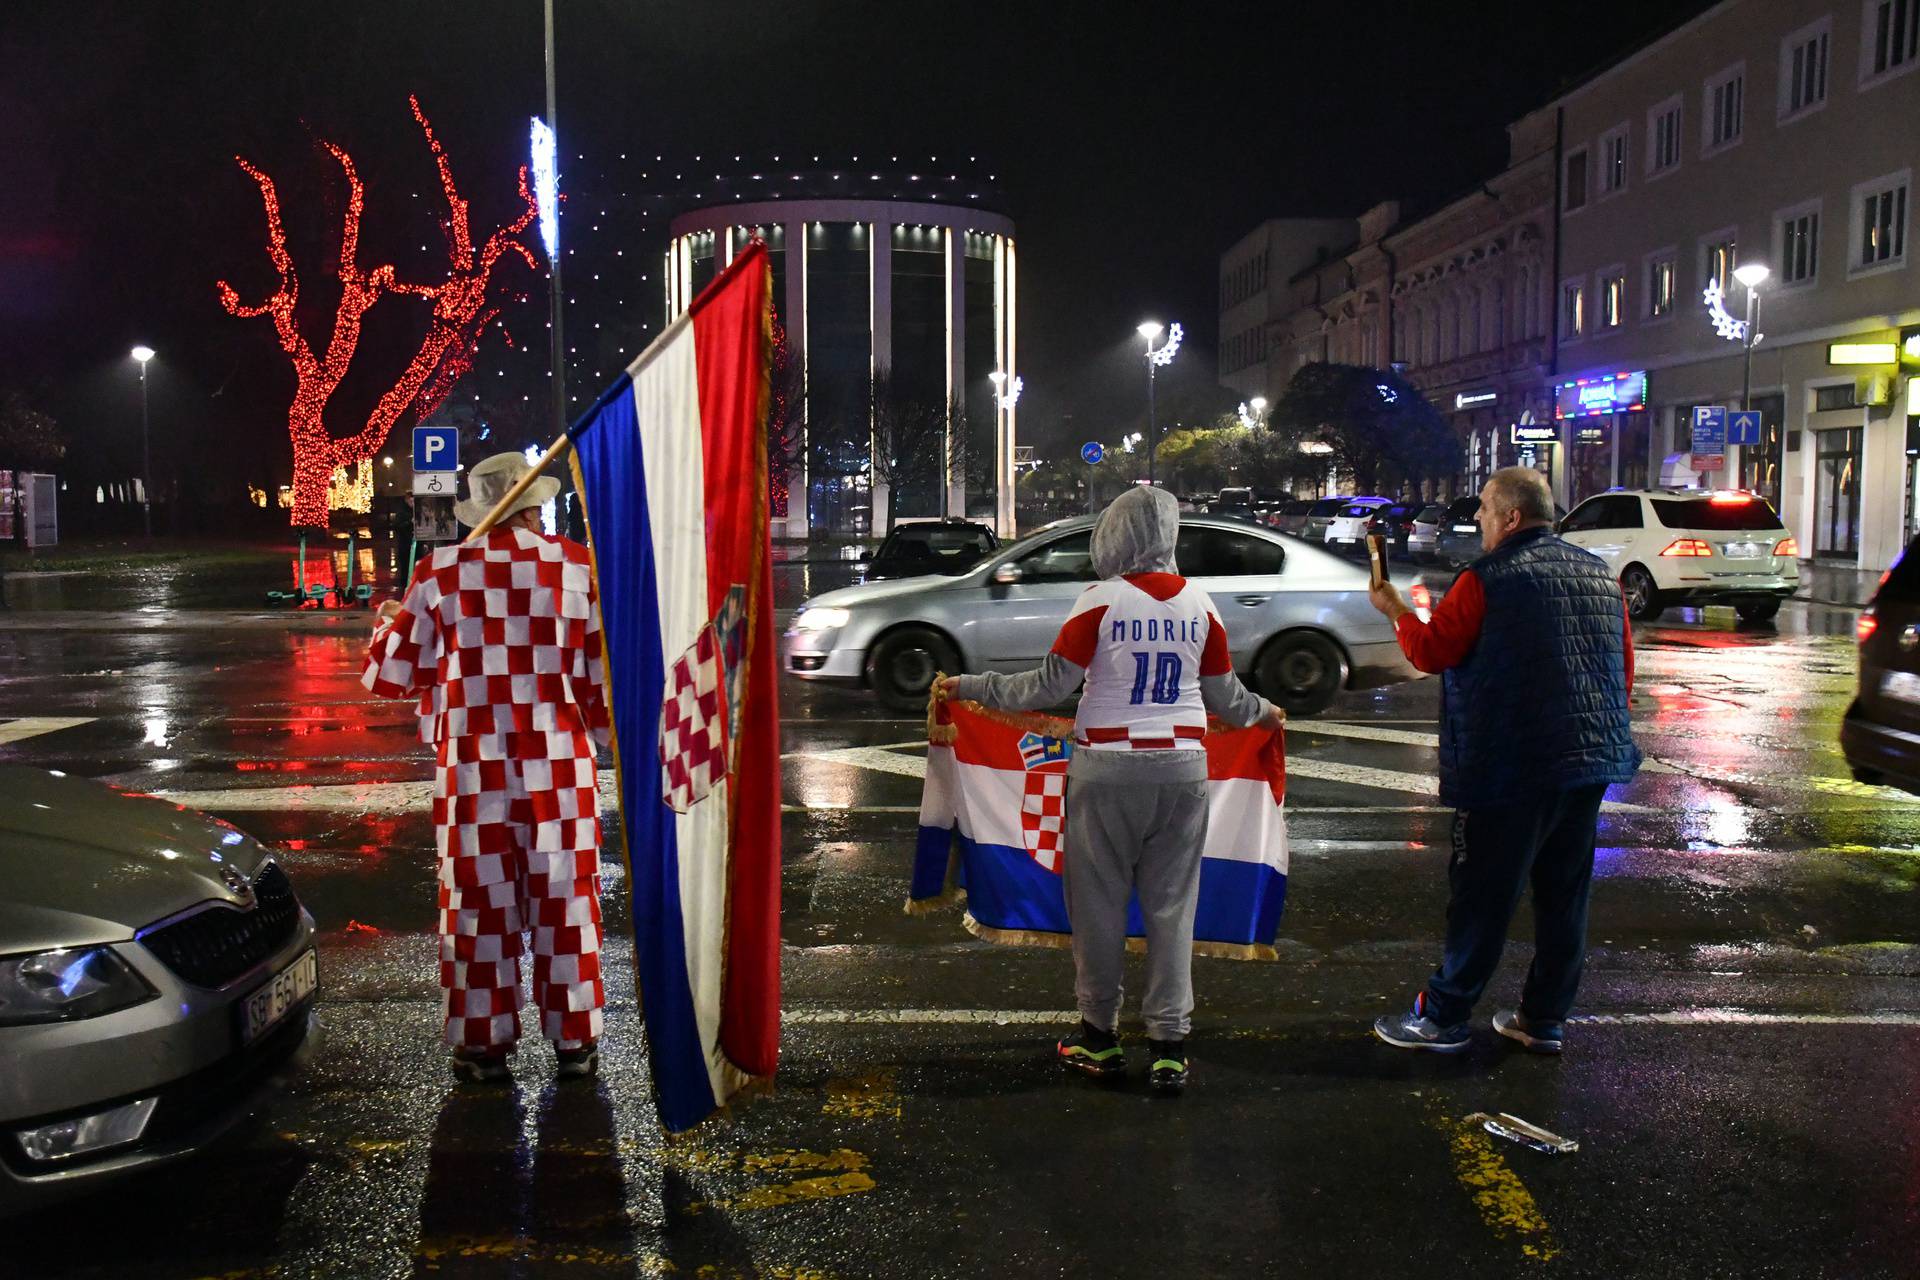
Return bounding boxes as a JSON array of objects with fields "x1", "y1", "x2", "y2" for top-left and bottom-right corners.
[
  {"x1": 1409, "y1": 581, "x2": 1432, "y2": 612},
  {"x1": 1709, "y1": 492, "x2": 1753, "y2": 506},
  {"x1": 1857, "y1": 608, "x2": 1878, "y2": 644},
  {"x1": 1772, "y1": 537, "x2": 1799, "y2": 557},
  {"x1": 1660, "y1": 539, "x2": 1713, "y2": 557}
]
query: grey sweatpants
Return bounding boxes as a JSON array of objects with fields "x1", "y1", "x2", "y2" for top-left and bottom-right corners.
[{"x1": 1064, "y1": 766, "x2": 1210, "y2": 1041}]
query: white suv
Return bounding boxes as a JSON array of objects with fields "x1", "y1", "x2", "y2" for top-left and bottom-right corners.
[
  {"x1": 1322, "y1": 496, "x2": 1392, "y2": 549},
  {"x1": 1558, "y1": 488, "x2": 1799, "y2": 623}
]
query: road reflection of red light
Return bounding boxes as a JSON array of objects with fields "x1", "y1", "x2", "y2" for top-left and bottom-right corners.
[{"x1": 343, "y1": 920, "x2": 380, "y2": 934}]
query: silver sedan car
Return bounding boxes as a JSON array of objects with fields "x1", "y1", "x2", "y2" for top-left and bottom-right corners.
[
  {"x1": 783, "y1": 515, "x2": 1425, "y2": 714},
  {"x1": 0, "y1": 765, "x2": 317, "y2": 1214}
]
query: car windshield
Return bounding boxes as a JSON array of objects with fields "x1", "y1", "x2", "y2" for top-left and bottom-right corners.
[
  {"x1": 1307, "y1": 498, "x2": 1345, "y2": 516},
  {"x1": 1650, "y1": 496, "x2": 1786, "y2": 531},
  {"x1": 1445, "y1": 497, "x2": 1480, "y2": 520},
  {"x1": 1416, "y1": 505, "x2": 1444, "y2": 522},
  {"x1": 880, "y1": 525, "x2": 993, "y2": 556},
  {"x1": 1339, "y1": 504, "x2": 1376, "y2": 518}
]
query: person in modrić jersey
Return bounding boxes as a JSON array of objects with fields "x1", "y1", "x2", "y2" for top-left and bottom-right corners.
[{"x1": 936, "y1": 486, "x2": 1285, "y2": 1094}]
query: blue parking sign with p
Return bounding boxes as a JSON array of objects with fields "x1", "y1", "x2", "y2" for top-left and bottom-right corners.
[{"x1": 413, "y1": 426, "x2": 458, "y2": 472}]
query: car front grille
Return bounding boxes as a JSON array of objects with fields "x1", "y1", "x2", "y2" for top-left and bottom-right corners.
[{"x1": 139, "y1": 863, "x2": 301, "y2": 989}]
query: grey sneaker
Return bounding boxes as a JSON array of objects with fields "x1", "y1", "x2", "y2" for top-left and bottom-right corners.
[
  {"x1": 451, "y1": 1048, "x2": 513, "y2": 1082},
  {"x1": 1493, "y1": 1010, "x2": 1564, "y2": 1055},
  {"x1": 1372, "y1": 992, "x2": 1471, "y2": 1053},
  {"x1": 555, "y1": 1042, "x2": 600, "y2": 1078}
]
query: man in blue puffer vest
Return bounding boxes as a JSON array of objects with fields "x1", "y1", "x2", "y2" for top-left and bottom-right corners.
[{"x1": 1367, "y1": 467, "x2": 1640, "y2": 1054}]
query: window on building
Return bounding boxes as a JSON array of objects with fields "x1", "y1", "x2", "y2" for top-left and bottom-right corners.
[
  {"x1": 1854, "y1": 173, "x2": 1909, "y2": 269},
  {"x1": 1867, "y1": 0, "x2": 1920, "y2": 78},
  {"x1": 1600, "y1": 127, "x2": 1629, "y2": 194},
  {"x1": 1562, "y1": 281, "x2": 1586, "y2": 338},
  {"x1": 1705, "y1": 67, "x2": 1744, "y2": 150},
  {"x1": 1648, "y1": 99, "x2": 1682, "y2": 174},
  {"x1": 1815, "y1": 383, "x2": 1859, "y2": 411},
  {"x1": 1782, "y1": 21, "x2": 1831, "y2": 115},
  {"x1": 1648, "y1": 256, "x2": 1677, "y2": 316},
  {"x1": 1704, "y1": 235, "x2": 1738, "y2": 292},
  {"x1": 1600, "y1": 273, "x2": 1627, "y2": 328},
  {"x1": 1564, "y1": 148, "x2": 1589, "y2": 210},
  {"x1": 1780, "y1": 208, "x2": 1821, "y2": 282}
]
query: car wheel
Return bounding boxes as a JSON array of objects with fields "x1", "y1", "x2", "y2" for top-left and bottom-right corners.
[
  {"x1": 867, "y1": 627, "x2": 959, "y2": 712},
  {"x1": 1254, "y1": 631, "x2": 1347, "y2": 717},
  {"x1": 1621, "y1": 565, "x2": 1664, "y2": 621},
  {"x1": 1735, "y1": 598, "x2": 1781, "y2": 624}
]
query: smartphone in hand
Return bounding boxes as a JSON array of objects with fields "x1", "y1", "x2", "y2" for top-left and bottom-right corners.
[{"x1": 1366, "y1": 533, "x2": 1387, "y2": 589}]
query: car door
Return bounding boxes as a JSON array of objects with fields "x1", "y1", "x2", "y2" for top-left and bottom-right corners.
[
  {"x1": 971, "y1": 531, "x2": 1097, "y2": 669},
  {"x1": 1583, "y1": 495, "x2": 1642, "y2": 569},
  {"x1": 1177, "y1": 524, "x2": 1288, "y2": 666},
  {"x1": 1558, "y1": 497, "x2": 1607, "y2": 554}
]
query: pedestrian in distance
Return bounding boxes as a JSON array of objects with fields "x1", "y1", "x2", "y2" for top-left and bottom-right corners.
[
  {"x1": 1366, "y1": 466, "x2": 1639, "y2": 1055},
  {"x1": 364, "y1": 452, "x2": 611, "y2": 1083},
  {"x1": 935, "y1": 485, "x2": 1285, "y2": 1094}
]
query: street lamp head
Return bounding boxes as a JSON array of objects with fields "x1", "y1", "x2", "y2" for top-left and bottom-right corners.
[
  {"x1": 1733, "y1": 263, "x2": 1771, "y2": 289},
  {"x1": 131, "y1": 345, "x2": 155, "y2": 364},
  {"x1": 1250, "y1": 396, "x2": 1268, "y2": 413},
  {"x1": 988, "y1": 371, "x2": 1006, "y2": 386},
  {"x1": 1136, "y1": 321, "x2": 1163, "y2": 343}
]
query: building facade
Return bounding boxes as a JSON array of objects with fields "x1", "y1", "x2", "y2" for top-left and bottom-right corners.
[
  {"x1": 1218, "y1": 218, "x2": 1354, "y2": 406},
  {"x1": 668, "y1": 173, "x2": 1016, "y2": 538},
  {"x1": 1549, "y1": 0, "x2": 1919, "y2": 581}
]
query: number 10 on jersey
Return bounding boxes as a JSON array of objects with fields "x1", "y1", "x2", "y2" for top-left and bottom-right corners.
[{"x1": 1129, "y1": 652, "x2": 1184, "y2": 705}]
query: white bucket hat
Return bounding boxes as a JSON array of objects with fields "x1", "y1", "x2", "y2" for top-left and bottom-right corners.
[{"x1": 454, "y1": 451, "x2": 561, "y2": 529}]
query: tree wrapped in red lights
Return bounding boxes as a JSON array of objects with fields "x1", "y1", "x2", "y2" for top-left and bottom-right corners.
[{"x1": 218, "y1": 97, "x2": 538, "y2": 528}]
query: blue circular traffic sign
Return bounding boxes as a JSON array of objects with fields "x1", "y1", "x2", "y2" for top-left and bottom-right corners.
[{"x1": 1080, "y1": 441, "x2": 1105, "y2": 465}]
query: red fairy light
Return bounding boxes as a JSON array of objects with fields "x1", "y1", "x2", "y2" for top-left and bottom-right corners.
[{"x1": 218, "y1": 96, "x2": 538, "y2": 528}]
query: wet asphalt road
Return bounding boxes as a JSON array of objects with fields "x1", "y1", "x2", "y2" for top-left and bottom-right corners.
[{"x1": 0, "y1": 594, "x2": 1916, "y2": 1279}]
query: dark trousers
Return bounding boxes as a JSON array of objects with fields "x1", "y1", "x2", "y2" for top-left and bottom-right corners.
[{"x1": 1423, "y1": 784, "x2": 1607, "y2": 1026}]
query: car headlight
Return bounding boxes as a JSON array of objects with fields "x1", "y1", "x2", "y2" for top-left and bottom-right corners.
[
  {"x1": 0, "y1": 947, "x2": 157, "y2": 1026},
  {"x1": 792, "y1": 607, "x2": 851, "y2": 632}
]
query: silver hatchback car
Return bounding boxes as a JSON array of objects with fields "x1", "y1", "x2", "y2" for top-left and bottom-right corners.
[
  {"x1": 783, "y1": 515, "x2": 1424, "y2": 714},
  {"x1": 0, "y1": 766, "x2": 317, "y2": 1214}
]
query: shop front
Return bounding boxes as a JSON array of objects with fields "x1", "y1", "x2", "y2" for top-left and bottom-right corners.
[{"x1": 1554, "y1": 369, "x2": 1651, "y2": 506}]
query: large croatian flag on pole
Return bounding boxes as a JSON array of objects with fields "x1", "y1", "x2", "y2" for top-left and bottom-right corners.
[
  {"x1": 569, "y1": 244, "x2": 779, "y2": 1132},
  {"x1": 910, "y1": 701, "x2": 1289, "y2": 959}
]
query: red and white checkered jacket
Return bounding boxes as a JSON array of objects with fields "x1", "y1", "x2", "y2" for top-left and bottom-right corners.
[{"x1": 363, "y1": 528, "x2": 610, "y2": 748}]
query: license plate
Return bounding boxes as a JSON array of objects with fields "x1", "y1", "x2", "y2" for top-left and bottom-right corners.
[
  {"x1": 240, "y1": 949, "x2": 317, "y2": 1045},
  {"x1": 1881, "y1": 671, "x2": 1920, "y2": 704},
  {"x1": 1721, "y1": 541, "x2": 1764, "y2": 560},
  {"x1": 1452, "y1": 524, "x2": 1477, "y2": 534}
]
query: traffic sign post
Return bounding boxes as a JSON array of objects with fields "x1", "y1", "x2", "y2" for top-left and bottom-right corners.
[
  {"x1": 412, "y1": 471, "x2": 457, "y2": 496},
  {"x1": 1080, "y1": 441, "x2": 1105, "y2": 465},
  {"x1": 1728, "y1": 410, "x2": 1762, "y2": 445},
  {"x1": 1690, "y1": 406, "x2": 1727, "y2": 473}
]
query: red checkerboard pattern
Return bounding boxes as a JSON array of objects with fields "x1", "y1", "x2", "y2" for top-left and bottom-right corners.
[
  {"x1": 660, "y1": 624, "x2": 725, "y2": 813},
  {"x1": 434, "y1": 730, "x2": 604, "y2": 1050},
  {"x1": 363, "y1": 527, "x2": 609, "y2": 748},
  {"x1": 1020, "y1": 763, "x2": 1070, "y2": 874}
]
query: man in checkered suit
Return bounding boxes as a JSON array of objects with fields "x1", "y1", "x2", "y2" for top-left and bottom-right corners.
[{"x1": 364, "y1": 452, "x2": 610, "y2": 1082}]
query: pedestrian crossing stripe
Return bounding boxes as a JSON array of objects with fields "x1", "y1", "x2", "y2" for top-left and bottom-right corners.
[{"x1": 0, "y1": 717, "x2": 95, "y2": 746}]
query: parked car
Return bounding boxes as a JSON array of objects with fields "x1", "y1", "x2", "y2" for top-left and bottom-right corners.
[
  {"x1": 1208, "y1": 487, "x2": 1257, "y2": 522},
  {"x1": 1842, "y1": 537, "x2": 1920, "y2": 793},
  {"x1": 0, "y1": 767, "x2": 317, "y2": 1214},
  {"x1": 1274, "y1": 498, "x2": 1314, "y2": 535},
  {"x1": 1434, "y1": 495, "x2": 1488, "y2": 568},
  {"x1": 1406, "y1": 503, "x2": 1447, "y2": 564},
  {"x1": 1322, "y1": 497, "x2": 1393, "y2": 550},
  {"x1": 860, "y1": 518, "x2": 998, "y2": 581},
  {"x1": 1366, "y1": 501, "x2": 1422, "y2": 557},
  {"x1": 783, "y1": 515, "x2": 1427, "y2": 716},
  {"x1": 1300, "y1": 496, "x2": 1350, "y2": 542},
  {"x1": 1251, "y1": 489, "x2": 1288, "y2": 527},
  {"x1": 1559, "y1": 488, "x2": 1798, "y2": 622}
]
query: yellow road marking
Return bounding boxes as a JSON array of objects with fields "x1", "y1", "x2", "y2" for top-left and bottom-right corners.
[
  {"x1": 822, "y1": 1069, "x2": 902, "y2": 1120},
  {"x1": 1428, "y1": 1103, "x2": 1560, "y2": 1262}
]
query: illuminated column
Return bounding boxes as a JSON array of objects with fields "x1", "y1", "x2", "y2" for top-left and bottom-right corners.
[
  {"x1": 724, "y1": 225, "x2": 735, "y2": 268},
  {"x1": 945, "y1": 227, "x2": 966, "y2": 518},
  {"x1": 1002, "y1": 237, "x2": 1018, "y2": 538},
  {"x1": 786, "y1": 218, "x2": 810, "y2": 537},
  {"x1": 870, "y1": 222, "x2": 893, "y2": 529}
]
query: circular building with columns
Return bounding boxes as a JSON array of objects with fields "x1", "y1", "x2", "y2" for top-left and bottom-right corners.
[{"x1": 665, "y1": 162, "x2": 1016, "y2": 537}]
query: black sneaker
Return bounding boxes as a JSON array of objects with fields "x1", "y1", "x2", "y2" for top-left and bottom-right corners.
[
  {"x1": 451, "y1": 1048, "x2": 512, "y2": 1083},
  {"x1": 1056, "y1": 1019, "x2": 1126, "y2": 1079},
  {"x1": 555, "y1": 1042, "x2": 600, "y2": 1078},
  {"x1": 1147, "y1": 1040, "x2": 1189, "y2": 1095}
]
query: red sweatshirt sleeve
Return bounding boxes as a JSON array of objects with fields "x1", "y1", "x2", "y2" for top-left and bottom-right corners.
[
  {"x1": 1392, "y1": 570, "x2": 1486, "y2": 673},
  {"x1": 1621, "y1": 589, "x2": 1635, "y2": 690},
  {"x1": 1050, "y1": 604, "x2": 1107, "y2": 667}
]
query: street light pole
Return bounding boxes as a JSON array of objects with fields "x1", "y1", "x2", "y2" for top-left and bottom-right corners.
[
  {"x1": 542, "y1": 0, "x2": 567, "y2": 444},
  {"x1": 1146, "y1": 358, "x2": 1158, "y2": 487},
  {"x1": 131, "y1": 345, "x2": 155, "y2": 536},
  {"x1": 1741, "y1": 287, "x2": 1761, "y2": 412},
  {"x1": 1136, "y1": 321, "x2": 1182, "y2": 488}
]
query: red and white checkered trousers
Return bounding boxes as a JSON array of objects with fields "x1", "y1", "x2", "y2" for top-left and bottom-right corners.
[{"x1": 433, "y1": 729, "x2": 604, "y2": 1051}]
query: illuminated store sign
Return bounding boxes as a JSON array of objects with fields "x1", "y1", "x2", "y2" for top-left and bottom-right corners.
[
  {"x1": 1455, "y1": 389, "x2": 1498, "y2": 410},
  {"x1": 1512, "y1": 423, "x2": 1558, "y2": 444},
  {"x1": 1555, "y1": 370, "x2": 1648, "y2": 419}
]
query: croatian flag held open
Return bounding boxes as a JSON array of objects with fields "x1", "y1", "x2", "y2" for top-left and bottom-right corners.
[
  {"x1": 910, "y1": 701, "x2": 1290, "y2": 959},
  {"x1": 570, "y1": 245, "x2": 779, "y2": 1132}
]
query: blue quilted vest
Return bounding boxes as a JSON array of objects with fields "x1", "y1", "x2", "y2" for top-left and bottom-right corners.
[{"x1": 1438, "y1": 526, "x2": 1641, "y2": 809}]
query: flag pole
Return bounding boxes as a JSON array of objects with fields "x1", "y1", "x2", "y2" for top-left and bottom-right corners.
[{"x1": 463, "y1": 433, "x2": 570, "y2": 541}]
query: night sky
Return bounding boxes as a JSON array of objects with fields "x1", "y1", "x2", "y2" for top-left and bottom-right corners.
[{"x1": 0, "y1": 0, "x2": 1700, "y2": 493}]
